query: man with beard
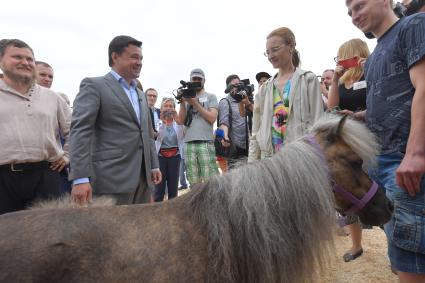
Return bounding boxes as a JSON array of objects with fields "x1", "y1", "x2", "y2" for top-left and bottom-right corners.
[
  {"x1": 320, "y1": 69, "x2": 334, "y2": 107},
  {"x1": 177, "y1": 68, "x2": 219, "y2": 185},
  {"x1": 0, "y1": 39, "x2": 71, "y2": 214},
  {"x1": 69, "y1": 35, "x2": 161, "y2": 205}
]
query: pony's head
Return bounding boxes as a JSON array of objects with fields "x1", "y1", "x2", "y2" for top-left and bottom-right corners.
[{"x1": 310, "y1": 114, "x2": 393, "y2": 226}]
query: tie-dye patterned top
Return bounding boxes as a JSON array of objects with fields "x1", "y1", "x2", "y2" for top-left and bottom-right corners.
[{"x1": 271, "y1": 80, "x2": 291, "y2": 153}]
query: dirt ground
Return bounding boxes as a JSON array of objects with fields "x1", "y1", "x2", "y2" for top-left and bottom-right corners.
[{"x1": 316, "y1": 227, "x2": 398, "y2": 283}]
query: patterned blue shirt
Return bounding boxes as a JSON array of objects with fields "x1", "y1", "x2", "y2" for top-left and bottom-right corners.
[{"x1": 364, "y1": 13, "x2": 425, "y2": 154}]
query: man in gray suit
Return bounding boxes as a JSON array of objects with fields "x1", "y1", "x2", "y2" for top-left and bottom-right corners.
[{"x1": 69, "y1": 35, "x2": 161, "y2": 205}]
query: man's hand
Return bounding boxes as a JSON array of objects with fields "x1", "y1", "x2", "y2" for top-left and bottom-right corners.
[
  {"x1": 152, "y1": 170, "x2": 162, "y2": 185},
  {"x1": 396, "y1": 153, "x2": 425, "y2": 196},
  {"x1": 221, "y1": 138, "x2": 231, "y2": 148},
  {"x1": 320, "y1": 82, "x2": 329, "y2": 97},
  {"x1": 50, "y1": 157, "x2": 68, "y2": 172},
  {"x1": 186, "y1": 97, "x2": 198, "y2": 106},
  {"x1": 337, "y1": 109, "x2": 354, "y2": 116},
  {"x1": 71, "y1": 183, "x2": 92, "y2": 205},
  {"x1": 240, "y1": 96, "x2": 250, "y2": 106}
]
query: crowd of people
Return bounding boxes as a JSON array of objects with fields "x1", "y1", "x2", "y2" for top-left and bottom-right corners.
[{"x1": 0, "y1": 0, "x2": 424, "y2": 281}]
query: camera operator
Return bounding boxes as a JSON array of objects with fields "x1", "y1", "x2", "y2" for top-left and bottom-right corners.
[
  {"x1": 177, "y1": 68, "x2": 219, "y2": 185},
  {"x1": 217, "y1": 75, "x2": 251, "y2": 169}
]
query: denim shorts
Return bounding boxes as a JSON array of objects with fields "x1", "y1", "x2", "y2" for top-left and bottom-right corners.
[{"x1": 369, "y1": 152, "x2": 425, "y2": 273}]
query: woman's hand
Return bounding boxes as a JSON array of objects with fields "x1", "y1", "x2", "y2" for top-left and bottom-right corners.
[
  {"x1": 358, "y1": 57, "x2": 367, "y2": 69},
  {"x1": 337, "y1": 109, "x2": 354, "y2": 116},
  {"x1": 333, "y1": 65, "x2": 346, "y2": 82}
]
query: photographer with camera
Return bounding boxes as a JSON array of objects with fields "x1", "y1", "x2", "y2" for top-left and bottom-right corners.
[
  {"x1": 216, "y1": 74, "x2": 252, "y2": 169},
  {"x1": 176, "y1": 68, "x2": 219, "y2": 185}
]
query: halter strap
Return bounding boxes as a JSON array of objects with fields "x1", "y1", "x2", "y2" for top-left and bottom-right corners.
[
  {"x1": 333, "y1": 182, "x2": 378, "y2": 214},
  {"x1": 305, "y1": 134, "x2": 378, "y2": 215}
]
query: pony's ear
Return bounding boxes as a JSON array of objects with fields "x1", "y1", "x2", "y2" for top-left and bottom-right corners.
[{"x1": 327, "y1": 115, "x2": 348, "y2": 142}]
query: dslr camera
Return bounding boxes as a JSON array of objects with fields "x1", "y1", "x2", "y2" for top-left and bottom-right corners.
[
  {"x1": 162, "y1": 109, "x2": 176, "y2": 119},
  {"x1": 173, "y1": 80, "x2": 202, "y2": 103},
  {"x1": 227, "y1": 79, "x2": 255, "y2": 103}
]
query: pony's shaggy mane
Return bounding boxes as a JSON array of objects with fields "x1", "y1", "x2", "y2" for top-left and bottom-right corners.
[
  {"x1": 190, "y1": 139, "x2": 335, "y2": 282},
  {"x1": 29, "y1": 195, "x2": 116, "y2": 210}
]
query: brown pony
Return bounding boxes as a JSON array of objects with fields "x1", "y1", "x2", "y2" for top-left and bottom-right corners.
[{"x1": 0, "y1": 115, "x2": 392, "y2": 283}]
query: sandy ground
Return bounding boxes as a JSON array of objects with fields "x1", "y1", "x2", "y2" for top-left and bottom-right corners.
[{"x1": 316, "y1": 228, "x2": 398, "y2": 283}]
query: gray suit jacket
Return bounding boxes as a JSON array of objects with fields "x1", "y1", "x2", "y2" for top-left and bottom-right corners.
[{"x1": 69, "y1": 73, "x2": 159, "y2": 194}]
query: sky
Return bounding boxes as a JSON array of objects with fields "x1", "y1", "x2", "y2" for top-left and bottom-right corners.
[{"x1": 2, "y1": 0, "x2": 376, "y2": 105}]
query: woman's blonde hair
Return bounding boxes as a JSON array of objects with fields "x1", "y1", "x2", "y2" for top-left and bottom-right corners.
[
  {"x1": 337, "y1": 38, "x2": 370, "y2": 84},
  {"x1": 267, "y1": 27, "x2": 300, "y2": 68},
  {"x1": 161, "y1": 97, "x2": 176, "y2": 109}
]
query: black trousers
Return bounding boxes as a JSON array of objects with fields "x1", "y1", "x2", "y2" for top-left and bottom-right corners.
[
  {"x1": 0, "y1": 165, "x2": 61, "y2": 214},
  {"x1": 227, "y1": 146, "x2": 248, "y2": 170},
  {"x1": 154, "y1": 154, "x2": 181, "y2": 202}
]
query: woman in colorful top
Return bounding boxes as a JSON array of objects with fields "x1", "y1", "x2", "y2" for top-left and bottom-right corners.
[
  {"x1": 248, "y1": 27, "x2": 323, "y2": 162},
  {"x1": 327, "y1": 38, "x2": 370, "y2": 263},
  {"x1": 154, "y1": 98, "x2": 184, "y2": 202}
]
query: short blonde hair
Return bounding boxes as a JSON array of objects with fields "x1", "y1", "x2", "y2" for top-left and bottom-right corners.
[
  {"x1": 337, "y1": 38, "x2": 370, "y2": 84},
  {"x1": 161, "y1": 97, "x2": 176, "y2": 110}
]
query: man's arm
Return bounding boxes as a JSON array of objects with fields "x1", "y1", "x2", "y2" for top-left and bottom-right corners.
[
  {"x1": 238, "y1": 97, "x2": 253, "y2": 117},
  {"x1": 50, "y1": 94, "x2": 72, "y2": 172},
  {"x1": 147, "y1": 106, "x2": 160, "y2": 171},
  {"x1": 69, "y1": 78, "x2": 101, "y2": 204},
  {"x1": 396, "y1": 58, "x2": 425, "y2": 195},
  {"x1": 176, "y1": 101, "x2": 186, "y2": 125}
]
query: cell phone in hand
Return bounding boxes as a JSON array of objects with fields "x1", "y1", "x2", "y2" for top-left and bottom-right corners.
[{"x1": 338, "y1": 57, "x2": 359, "y2": 69}]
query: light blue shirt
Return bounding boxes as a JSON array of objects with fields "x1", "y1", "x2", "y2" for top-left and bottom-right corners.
[
  {"x1": 110, "y1": 69, "x2": 140, "y2": 122},
  {"x1": 73, "y1": 70, "x2": 141, "y2": 186}
]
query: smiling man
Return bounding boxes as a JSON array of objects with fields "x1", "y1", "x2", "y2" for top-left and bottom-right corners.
[
  {"x1": 70, "y1": 35, "x2": 161, "y2": 205},
  {"x1": 346, "y1": 1, "x2": 425, "y2": 282},
  {"x1": 0, "y1": 39, "x2": 71, "y2": 214}
]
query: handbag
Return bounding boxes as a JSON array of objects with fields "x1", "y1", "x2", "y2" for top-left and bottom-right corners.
[
  {"x1": 159, "y1": 147, "x2": 178, "y2": 158},
  {"x1": 214, "y1": 98, "x2": 237, "y2": 158}
]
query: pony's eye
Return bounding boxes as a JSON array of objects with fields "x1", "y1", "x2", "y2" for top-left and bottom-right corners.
[{"x1": 351, "y1": 160, "x2": 363, "y2": 168}]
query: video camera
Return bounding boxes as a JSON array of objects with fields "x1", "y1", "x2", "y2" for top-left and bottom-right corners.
[
  {"x1": 173, "y1": 80, "x2": 202, "y2": 103},
  {"x1": 226, "y1": 79, "x2": 255, "y2": 103}
]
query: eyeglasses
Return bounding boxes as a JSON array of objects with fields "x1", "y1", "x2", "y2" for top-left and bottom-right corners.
[
  {"x1": 334, "y1": 56, "x2": 340, "y2": 63},
  {"x1": 264, "y1": 44, "x2": 285, "y2": 57}
]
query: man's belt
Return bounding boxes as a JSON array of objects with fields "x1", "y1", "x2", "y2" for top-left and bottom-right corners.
[
  {"x1": 188, "y1": 140, "x2": 212, "y2": 144},
  {"x1": 0, "y1": 161, "x2": 49, "y2": 172}
]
